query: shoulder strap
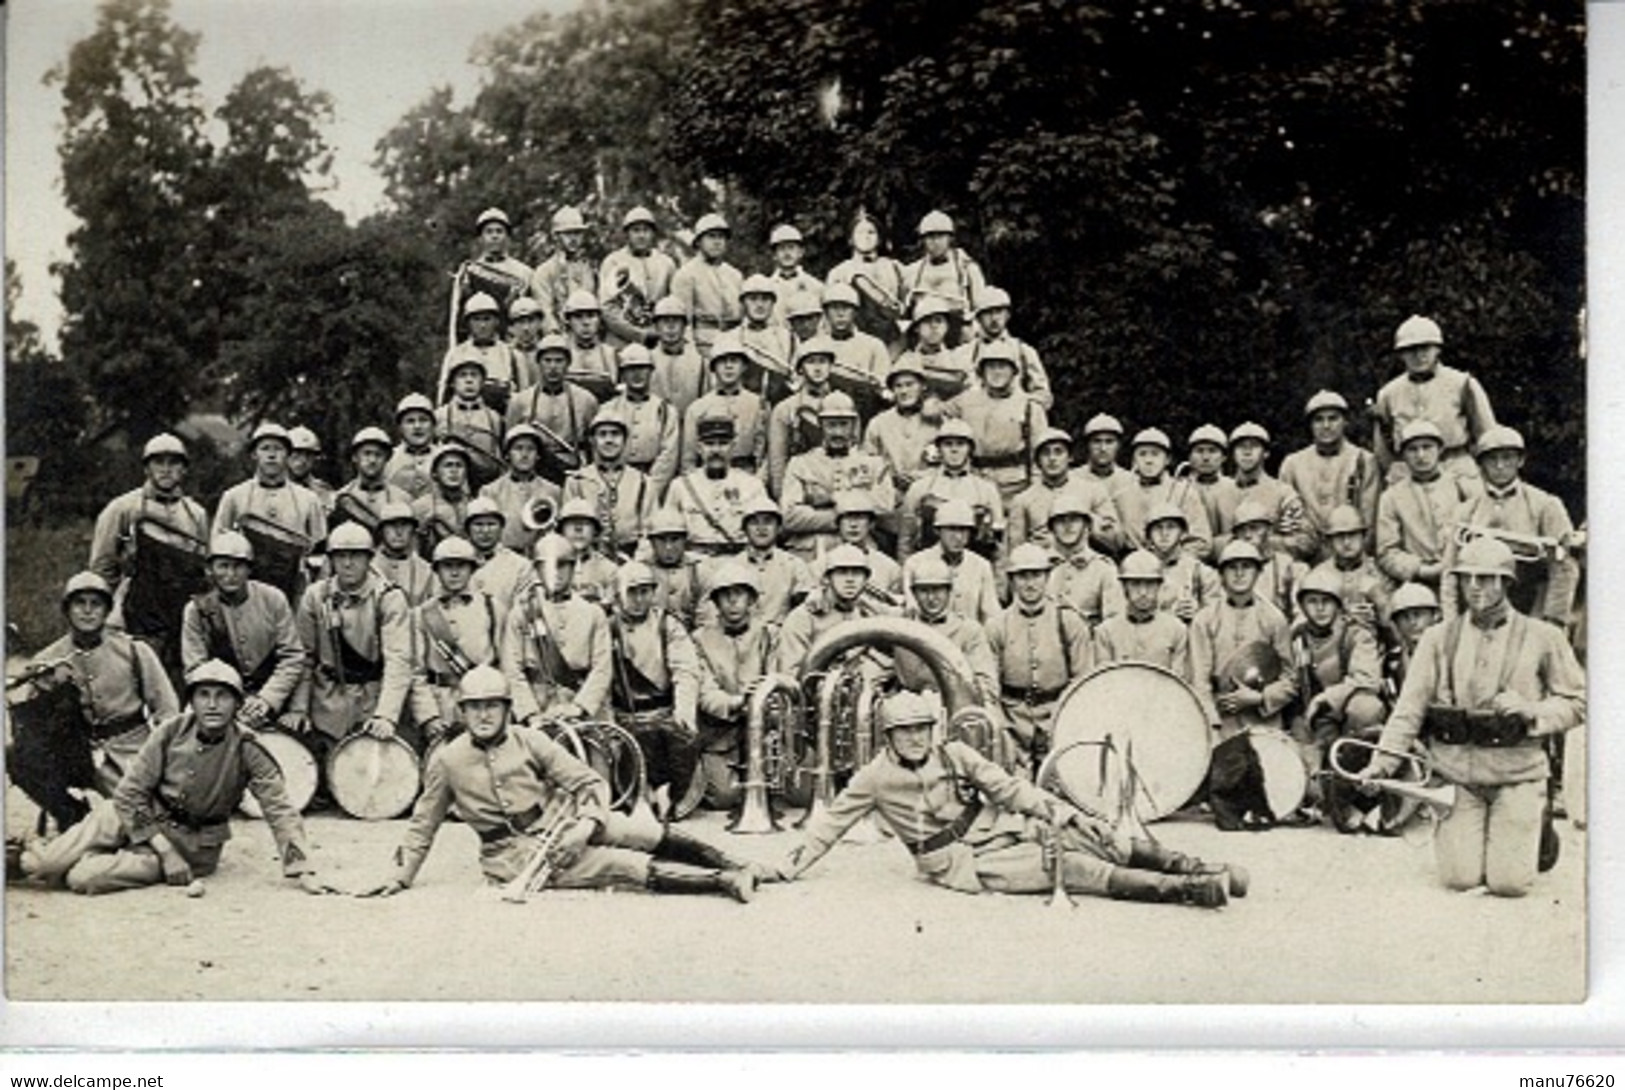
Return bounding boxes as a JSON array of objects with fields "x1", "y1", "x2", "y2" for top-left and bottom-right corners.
[
  {"x1": 680, "y1": 473, "x2": 738, "y2": 544},
  {"x1": 193, "y1": 591, "x2": 242, "y2": 673}
]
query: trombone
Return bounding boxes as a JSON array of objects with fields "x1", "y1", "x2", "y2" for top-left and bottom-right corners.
[{"x1": 1325, "y1": 737, "x2": 1457, "y2": 816}]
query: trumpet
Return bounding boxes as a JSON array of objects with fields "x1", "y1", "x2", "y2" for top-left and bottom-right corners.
[
  {"x1": 520, "y1": 495, "x2": 558, "y2": 534},
  {"x1": 1454, "y1": 523, "x2": 1568, "y2": 564},
  {"x1": 500, "y1": 793, "x2": 583, "y2": 904},
  {"x1": 1326, "y1": 737, "x2": 1457, "y2": 815}
]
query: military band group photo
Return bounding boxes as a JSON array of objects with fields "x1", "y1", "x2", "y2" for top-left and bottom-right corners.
[{"x1": 5, "y1": 200, "x2": 1587, "y2": 925}]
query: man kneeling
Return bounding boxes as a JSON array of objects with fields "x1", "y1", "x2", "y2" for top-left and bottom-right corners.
[
  {"x1": 767, "y1": 692, "x2": 1247, "y2": 908},
  {"x1": 362, "y1": 665, "x2": 758, "y2": 901},
  {"x1": 17, "y1": 660, "x2": 329, "y2": 896}
]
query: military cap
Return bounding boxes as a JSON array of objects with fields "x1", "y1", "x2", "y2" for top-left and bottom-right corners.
[
  {"x1": 822, "y1": 283, "x2": 860, "y2": 309},
  {"x1": 563, "y1": 289, "x2": 601, "y2": 315},
  {"x1": 824, "y1": 543, "x2": 871, "y2": 573},
  {"x1": 463, "y1": 496, "x2": 506, "y2": 527},
  {"x1": 207, "y1": 531, "x2": 254, "y2": 563},
  {"x1": 556, "y1": 497, "x2": 602, "y2": 527},
  {"x1": 462, "y1": 292, "x2": 501, "y2": 317},
  {"x1": 740, "y1": 273, "x2": 778, "y2": 299},
  {"x1": 61, "y1": 571, "x2": 114, "y2": 609},
  {"x1": 834, "y1": 489, "x2": 878, "y2": 518},
  {"x1": 692, "y1": 212, "x2": 730, "y2": 238},
  {"x1": 617, "y1": 344, "x2": 655, "y2": 371},
  {"x1": 1144, "y1": 501, "x2": 1188, "y2": 532},
  {"x1": 1229, "y1": 421, "x2": 1271, "y2": 447},
  {"x1": 886, "y1": 358, "x2": 927, "y2": 386},
  {"x1": 622, "y1": 205, "x2": 658, "y2": 230},
  {"x1": 707, "y1": 562, "x2": 761, "y2": 600},
  {"x1": 647, "y1": 507, "x2": 689, "y2": 537},
  {"x1": 1387, "y1": 581, "x2": 1440, "y2": 619},
  {"x1": 975, "y1": 342, "x2": 1021, "y2": 371},
  {"x1": 909, "y1": 555, "x2": 954, "y2": 587},
  {"x1": 503, "y1": 423, "x2": 544, "y2": 452},
  {"x1": 909, "y1": 297, "x2": 955, "y2": 326},
  {"x1": 932, "y1": 419, "x2": 977, "y2": 447},
  {"x1": 769, "y1": 224, "x2": 804, "y2": 246},
  {"x1": 432, "y1": 537, "x2": 480, "y2": 566},
  {"x1": 1083, "y1": 413, "x2": 1125, "y2": 438},
  {"x1": 1324, "y1": 505, "x2": 1366, "y2": 536},
  {"x1": 509, "y1": 297, "x2": 544, "y2": 321},
  {"x1": 652, "y1": 296, "x2": 689, "y2": 321},
  {"x1": 1118, "y1": 550, "x2": 1165, "y2": 581},
  {"x1": 818, "y1": 391, "x2": 860, "y2": 419},
  {"x1": 142, "y1": 433, "x2": 189, "y2": 462},
  {"x1": 1033, "y1": 427, "x2": 1073, "y2": 453},
  {"x1": 185, "y1": 659, "x2": 246, "y2": 701},
  {"x1": 1047, "y1": 492, "x2": 1094, "y2": 525},
  {"x1": 933, "y1": 498, "x2": 976, "y2": 529},
  {"x1": 250, "y1": 422, "x2": 294, "y2": 451},
  {"x1": 976, "y1": 286, "x2": 1013, "y2": 313},
  {"x1": 551, "y1": 206, "x2": 587, "y2": 232},
  {"x1": 785, "y1": 291, "x2": 824, "y2": 320},
  {"x1": 475, "y1": 208, "x2": 511, "y2": 232},
  {"x1": 1451, "y1": 536, "x2": 1517, "y2": 580},
  {"x1": 879, "y1": 691, "x2": 939, "y2": 731},
  {"x1": 1304, "y1": 390, "x2": 1350, "y2": 417},
  {"x1": 1475, "y1": 426, "x2": 1525, "y2": 458},
  {"x1": 536, "y1": 332, "x2": 573, "y2": 357},
  {"x1": 457, "y1": 664, "x2": 512, "y2": 704},
  {"x1": 695, "y1": 411, "x2": 736, "y2": 441},
  {"x1": 327, "y1": 523, "x2": 376, "y2": 554},
  {"x1": 1295, "y1": 566, "x2": 1345, "y2": 608},
  {"x1": 794, "y1": 336, "x2": 837, "y2": 370},
  {"x1": 1394, "y1": 315, "x2": 1443, "y2": 350},
  {"x1": 1006, "y1": 543, "x2": 1054, "y2": 575},
  {"x1": 396, "y1": 393, "x2": 436, "y2": 421},
  {"x1": 378, "y1": 501, "x2": 418, "y2": 526},
  {"x1": 1398, "y1": 420, "x2": 1446, "y2": 449},
  {"x1": 617, "y1": 560, "x2": 659, "y2": 593},
  {"x1": 1188, "y1": 424, "x2": 1228, "y2": 450},
  {"x1": 917, "y1": 210, "x2": 955, "y2": 236},
  {"x1": 531, "y1": 533, "x2": 577, "y2": 566},
  {"x1": 1217, "y1": 540, "x2": 1264, "y2": 568},
  {"x1": 1131, "y1": 427, "x2": 1172, "y2": 452},
  {"x1": 1231, "y1": 499, "x2": 1274, "y2": 529},
  {"x1": 587, "y1": 408, "x2": 630, "y2": 435},
  {"x1": 350, "y1": 426, "x2": 393, "y2": 453},
  {"x1": 740, "y1": 495, "x2": 783, "y2": 522},
  {"x1": 429, "y1": 444, "x2": 470, "y2": 474}
]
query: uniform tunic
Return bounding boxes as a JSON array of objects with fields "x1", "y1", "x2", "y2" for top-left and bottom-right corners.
[
  {"x1": 211, "y1": 478, "x2": 328, "y2": 562},
  {"x1": 609, "y1": 609, "x2": 700, "y2": 729},
  {"x1": 1278, "y1": 441, "x2": 1381, "y2": 562},
  {"x1": 668, "y1": 468, "x2": 771, "y2": 553},
  {"x1": 1006, "y1": 475, "x2": 1121, "y2": 555},
  {"x1": 780, "y1": 449, "x2": 896, "y2": 558},
  {"x1": 433, "y1": 400, "x2": 506, "y2": 477},
  {"x1": 695, "y1": 547, "x2": 815, "y2": 628},
  {"x1": 563, "y1": 464, "x2": 657, "y2": 557},
  {"x1": 1318, "y1": 558, "x2": 1391, "y2": 636},
  {"x1": 1439, "y1": 481, "x2": 1578, "y2": 625},
  {"x1": 862, "y1": 406, "x2": 941, "y2": 498},
  {"x1": 568, "y1": 340, "x2": 619, "y2": 400},
  {"x1": 959, "y1": 333, "x2": 1053, "y2": 409},
  {"x1": 1372, "y1": 366, "x2": 1497, "y2": 479},
  {"x1": 1288, "y1": 616, "x2": 1385, "y2": 734},
  {"x1": 1252, "y1": 551, "x2": 1312, "y2": 624},
  {"x1": 1045, "y1": 546, "x2": 1125, "y2": 627},
  {"x1": 828, "y1": 329, "x2": 892, "y2": 400},
  {"x1": 898, "y1": 468, "x2": 1005, "y2": 560},
  {"x1": 530, "y1": 253, "x2": 599, "y2": 334},
  {"x1": 767, "y1": 267, "x2": 824, "y2": 325},
  {"x1": 331, "y1": 479, "x2": 413, "y2": 531},
  {"x1": 599, "y1": 393, "x2": 681, "y2": 497},
  {"x1": 1152, "y1": 551, "x2": 1221, "y2": 619},
  {"x1": 501, "y1": 588, "x2": 613, "y2": 723},
  {"x1": 827, "y1": 254, "x2": 908, "y2": 349},
  {"x1": 436, "y1": 340, "x2": 524, "y2": 404},
  {"x1": 681, "y1": 390, "x2": 769, "y2": 472},
  {"x1": 1113, "y1": 475, "x2": 1214, "y2": 561},
  {"x1": 902, "y1": 546, "x2": 1002, "y2": 628},
  {"x1": 89, "y1": 485, "x2": 210, "y2": 592},
  {"x1": 987, "y1": 599, "x2": 1094, "y2": 745},
  {"x1": 1188, "y1": 596, "x2": 1298, "y2": 735},
  {"x1": 599, "y1": 246, "x2": 677, "y2": 346},
  {"x1": 650, "y1": 341, "x2": 709, "y2": 423},
  {"x1": 1188, "y1": 475, "x2": 1238, "y2": 555},
  {"x1": 1376, "y1": 472, "x2": 1478, "y2": 587},
  {"x1": 739, "y1": 321, "x2": 795, "y2": 396},
  {"x1": 948, "y1": 387, "x2": 1046, "y2": 504},
  {"x1": 901, "y1": 250, "x2": 987, "y2": 324},
  {"x1": 373, "y1": 551, "x2": 436, "y2": 608},
  {"x1": 471, "y1": 546, "x2": 536, "y2": 620},
  {"x1": 411, "y1": 489, "x2": 472, "y2": 556},
  {"x1": 766, "y1": 388, "x2": 830, "y2": 499},
  {"x1": 771, "y1": 597, "x2": 884, "y2": 677},
  {"x1": 643, "y1": 555, "x2": 706, "y2": 630},
  {"x1": 480, "y1": 472, "x2": 564, "y2": 554},
  {"x1": 179, "y1": 582, "x2": 303, "y2": 711},
  {"x1": 31, "y1": 632, "x2": 179, "y2": 771},
  {"x1": 693, "y1": 619, "x2": 775, "y2": 760},
  {"x1": 893, "y1": 612, "x2": 1002, "y2": 724},
  {"x1": 896, "y1": 344, "x2": 973, "y2": 402},
  {"x1": 504, "y1": 382, "x2": 601, "y2": 464},
  {"x1": 291, "y1": 573, "x2": 413, "y2": 739},
  {"x1": 669, "y1": 257, "x2": 744, "y2": 357},
  {"x1": 385, "y1": 444, "x2": 436, "y2": 500},
  {"x1": 1214, "y1": 471, "x2": 1313, "y2": 562},
  {"x1": 408, "y1": 589, "x2": 502, "y2": 733},
  {"x1": 1092, "y1": 611, "x2": 1192, "y2": 678}
]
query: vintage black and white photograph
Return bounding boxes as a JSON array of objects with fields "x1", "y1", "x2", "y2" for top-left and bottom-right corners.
[{"x1": 3, "y1": 0, "x2": 1589, "y2": 1015}]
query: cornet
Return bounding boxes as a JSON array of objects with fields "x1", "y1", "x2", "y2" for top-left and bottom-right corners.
[
  {"x1": 500, "y1": 794, "x2": 582, "y2": 904},
  {"x1": 1326, "y1": 737, "x2": 1457, "y2": 815},
  {"x1": 520, "y1": 495, "x2": 558, "y2": 534},
  {"x1": 1453, "y1": 523, "x2": 1567, "y2": 564}
]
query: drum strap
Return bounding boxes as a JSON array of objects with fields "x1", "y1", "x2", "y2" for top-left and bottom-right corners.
[
  {"x1": 525, "y1": 597, "x2": 585, "y2": 692},
  {"x1": 609, "y1": 613, "x2": 674, "y2": 711},
  {"x1": 193, "y1": 592, "x2": 277, "y2": 693}
]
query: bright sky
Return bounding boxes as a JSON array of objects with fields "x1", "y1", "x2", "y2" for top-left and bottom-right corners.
[{"x1": 5, "y1": 0, "x2": 570, "y2": 349}]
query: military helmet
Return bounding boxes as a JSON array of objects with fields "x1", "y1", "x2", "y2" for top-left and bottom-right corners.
[
  {"x1": 445, "y1": 350, "x2": 488, "y2": 378},
  {"x1": 707, "y1": 334, "x2": 748, "y2": 365},
  {"x1": 1047, "y1": 492, "x2": 1094, "y2": 526},
  {"x1": 933, "y1": 498, "x2": 976, "y2": 529},
  {"x1": 622, "y1": 205, "x2": 657, "y2": 230},
  {"x1": 327, "y1": 523, "x2": 376, "y2": 554},
  {"x1": 61, "y1": 571, "x2": 114, "y2": 610},
  {"x1": 652, "y1": 296, "x2": 688, "y2": 321},
  {"x1": 142, "y1": 433, "x2": 189, "y2": 463},
  {"x1": 618, "y1": 344, "x2": 655, "y2": 371},
  {"x1": 834, "y1": 489, "x2": 878, "y2": 518},
  {"x1": 1118, "y1": 550, "x2": 1165, "y2": 582},
  {"x1": 886, "y1": 358, "x2": 927, "y2": 386},
  {"x1": 1295, "y1": 566, "x2": 1345, "y2": 609},
  {"x1": 785, "y1": 291, "x2": 824, "y2": 320},
  {"x1": 824, "y1": 543, "x2": 871, "y2": 573},
  {"x1": 563, "y1": 289, "x2": 600, "y2": 315},
  {"x1": 395, "y1": 393, "x2": 435, "y2": 421},
  {"x1": 616, "y1": 560, "x2": 659, "y2": 594},
  {"x1": 1144, "y1": 501, "x2": 1188, "y2": 532},
  {"x1": 1032, "y1": 427, "x2": 1073, "y2": 454},
  {"x1": 531, "y1": 532, "x2": 578, "y2": 566},
  {"x1": 692, "y1": 212, "x2": 730, "y2": 238},
  {"x1": 378, "y1": 501, "x2": 417, "y2": 526},
  {"x1": 1217, "y1": 540, "x2": 1264, "y2": 568},
  {"x1": 1475, "y1": 426, "x2": 1525, "y2": 458},
  {"x1": 740, "y1": 273, "x2": 778, "y2": 299},
  {"x1": 917, "y1": 210, "x2": 955, "y2": 236},
  {"x1": 741, "y1": 495, "x2": 783, "y2": 523},
  {"x1": 509, "y1": 297, "x2": 544, "y2": 321},
  {"x1": 250, "y1": 422, "x2": 293, "y2": 451},
  {"x1": 185, "y1": 659, "x2": 245, "y2": 702},
  {"x1": 503, "y1": 423, "x2": 544, "y2": 452},
  {"x1": 647, "y1": 507, "x2": 689, "y2": 537},
  {"x1": 350, "y1": 426, "x2": 393, "y2": 454},
  {"x1": 769, "y1": 224, "x2": 804, "y2": 247},
  {"x1": 976, "y1": 286, "x2": 1013, "y2": 313},
  {"x1": 932, "y1": 419, "x2": 977, "y2": 447},
  {"x1": 909, "y1": 555, "x2": 953, "y2": 587},
  {"x1": 1324, "y1": 504, "x2": 1367, "y2": 536},
  {"x1": 432, "y1": 536, "x2": 480, "y2": 567},
  {"x1": 909, "y1": 296, "x2": 956, "y2": 325},
  {"x1": 587, "y1": 408, "x2": 630, "y2": 436},
  {"x1": 707, "y1": 562, "x2": 761, "y2": 600},
  {"x1": 878, "y1": 691, "x2": 940, "y2": 732},
  {"x1": 1131, "y1": 427, "x2": 1172, "y2": 452},
  {"x1": 537, "y1": 332, "x2": 572, "y2": 357},
  {"x1": 822, "y1": 283, "x2": 860, "y2": 309},
  {"x1": 1394, "y1": 315, "x2": 1443, "y2": 350},
  {"x1": 1451, "y1": 536, "x2": 1517, "y2": 580},
  {"x1": 463, "y1": 496, "x2": 506, "y2": 527},
  {"x1": 1006, "y1": 543, "x2": 1054, "y2": 575},
  {"x1": 1229, "y1": 421, "x2": 1270, "y2": 447},
  {"x1": 462, "y1": 292, "x2": 501, "y2": 317},
  {"x1": 1304, "y1": 390, "x2": 1350, "y2": 417},
  {"x1": 1387, "y1": 581, "x2": 1441, "y2": 620},
  {"x1": 475, "y1": 207, "x2": 511, "y2": 232},
  {"x1": 1188, "y1": 424, "x2": 1227, "y2": 450},
  {"x1": 1399, "y1": 420, "x2": 1445, "y2": 449},
  {"x1": 1231, "y1": 499, "x2": 1274, "y2": 530},
  {"x1": 556, "y1": 497, "x2": 602, "y2": 528},
  {"x1": 551, "y1": 206, "x2": 587, "y2": 232},
  {"x1": 457, "y1": 664, "x2": 511, "y2": 705},
  {"x1": 1083, "y1": 413, "x2": 1124, "y2": 438},
  {"x1": 794, "y1": 336, "x2": 838, "y2": 370},
  {"x1": 818, "y1": 391, "x2": 860, "y2": 420},
  {"x1": 429, "y1": 444, "x2": 471, "y2": 474},
  {"x1": 207, "y1": 531, "x2": 254, "y2": 563},
  {"x1": 975, "y1": 342, "x2": 1021, "y2": 372}
]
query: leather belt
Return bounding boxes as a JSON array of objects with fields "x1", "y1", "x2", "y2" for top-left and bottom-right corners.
[
  {"x1": 477, "y1": 803, "x2": 546, "y2": 844},
  {"x1": 905, "y1": 801, "x2": 982, "y2": 855},
  {"x1": 1001, "y1": 684, "x2": 1063, "y2": 705},
  {"x1": 88, "y1": 713, "x2": 148, "y2": 743}
]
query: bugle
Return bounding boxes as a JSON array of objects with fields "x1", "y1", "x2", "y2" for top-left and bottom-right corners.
[
  {"x1": 1326, "y1": 737, "x2": 1456, "y2": 815},
  {"x1": 1453, "y1": 523, "x2": 1568, "y2": 564},
  {"x1": 500, "y1": 794, "x2": 583, "y2": 904}
]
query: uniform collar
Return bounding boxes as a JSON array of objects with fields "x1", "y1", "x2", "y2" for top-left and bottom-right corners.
[{"x1": 469, "y1": 727, "x2": 509, "y2": 751}]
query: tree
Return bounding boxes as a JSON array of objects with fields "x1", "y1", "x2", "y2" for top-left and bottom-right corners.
[{"x1": 5, "y1": 260, "x2": 87, "y2": 458}]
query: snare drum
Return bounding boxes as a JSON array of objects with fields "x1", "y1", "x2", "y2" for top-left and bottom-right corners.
[
  {"x1": 1244, "y1": 727, "x2": 1309, "y2": 821},
  {"x1": 326, "y1": 733, "x2": 421, "y2": 820},
  {"x1": 239, "y1": 731, "x2": 318, "y2": 817}
]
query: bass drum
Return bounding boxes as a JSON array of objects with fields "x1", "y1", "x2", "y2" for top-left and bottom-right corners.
[
  {"x1": 239, "y1": 731, "x2": 319, "y2": 818},
  {"x1": 1047, "y1": 662, "x2": 1212, "y2": 822},
  {"x1": 326, "y1": 734, "x2": 421, "y2": 820},
  {"x1": 1245, "y1": 727, "x2": 1309, "y2": 822}
]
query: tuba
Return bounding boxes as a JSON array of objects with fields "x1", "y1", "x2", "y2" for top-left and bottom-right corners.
[
  {"x1": 729, "y1": 673, "x2": 809, "y2": 834},
  {"x1": 520, "y1": 495, "x2": 558, "y2": 534}
]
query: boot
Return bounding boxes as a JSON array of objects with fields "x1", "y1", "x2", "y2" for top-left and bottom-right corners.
[
  {"x1": 654, "y1": 827, "x2": 743, "y2": 871},
  {"x1": 1106, "y1": 866, "x2": 1228, "y2": 909},
  {"x1": 645, "y1": 860, "x2": 756, "y2": 903},
  {"x1": 1128, "y1": 840, "x2": 1249, "y2": 898}
]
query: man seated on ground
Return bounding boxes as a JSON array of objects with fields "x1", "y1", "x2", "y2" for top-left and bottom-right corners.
[
  {"x1": 17, "y1": 661, "x2": 331, "y2": 898},
  {"x1": 361, "y1": 666, "x2": 758, "y2": 902},
  {"x1": 765, "y1": 691, "x2": 1246, "y2": 909}
]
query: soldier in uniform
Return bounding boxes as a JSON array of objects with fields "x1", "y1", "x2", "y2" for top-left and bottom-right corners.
[
  {"x1": 680, "y1": 336, "x2": 768, "y2": 474},
  {"x1": 1141, "y1": 503, "x2": 1220, "y2": 623},
  {"x1": 896, "y1": 296, "x2": 973, "y2": 402},
  {"x1": 1371, "y1": 315, "x2": 1498, "y2": 484},
  {"x1": 765, "y1": 224, "x2": 823, "y2": 323},
  {"x1": 10, "y1": 573, "x2": 179, "y2": 832},
  {"x1": 862, "y1": 357, "x2": 941, "y2": 505},
  {"x1": 1185, "y1": 423, "x2": 1237, "y2": 550},
  {"x1": 386, "y1": 393, "x2": 439, "y2": 500},
  {"x1": 988, "y1": 544, "x2": 1093, "y2": 769},
  {"x1": 897, "y1": 420, "x2": 1005, "y2": 560},
  {"x1": 454, "y1": 207, "x2": 532, "y2": 319},
  {"x1": 1007, "y1": 427, "x2": 1122, "y2": 555},
  {"x1": 1091, "y1": 550, "x2": 1193, "y2": 677},
  {"x1": 1044, "y1": 493, "x2": 1125, "y2": 628},
  {"x1": 463, "y1": 496, "x2": 535, "y2": 619},
  {"x1": 1376, "y1": 420, "x2": 1478, "y2": 594},
  {"x1": 502, "y1": 534, "x2": 613, "y2": 724},
  {"x1": 553, "y1": 497, "x2": 621, "y2": 605},
  {"x1": 1112, "y1": 428, "x2": 1212, "y2": 560},
  {"x1": 1228, "y1": 499, "x2": 1311, "y2": 624},
  {"x1": 408, "y1": 537, "x2": 502, "y2": 755},
  {"x1": 826, "y1": 210, "x2": 908, "y2": 355},
  {"x1": 1079, "y1": 413, "x2": 1135, "y2": 500},
  {"x1": 691, "y1": 563, "x2": 776, "y2": 811},
  {"x1": 287, "y1": 524, "x2": 414, "y2": 768},
  {"x1": 1188, "y1": 541, "x2": 1298, "y2": 738},
  {"x1": 780, "y1": 391, "x2": 897, "y2": 560},
  {"x1": 88, "y1": 432, "x2": 211, "y2": 676},
  {"x1": 1383, "y1": 582, "x2": 1443, "y2": 703},
  {"x1": 562, "y1": 409, "x2": 657, "y2": 558},
  {"x1": 411, "y1": 445, "x2": 475, "y2": 559},
  {"x1": 1216, "y1": 422, "x2": 1313, "y2": 562},
  {"x1": 808, "y1": 489, "x2": 904, "y2": 600},
  {"x1": 669, "y1": 212, "x2": 743, "y2": 361},
  {"x1": 479, "y1": 423, "x2": 563, "y2": 556},
  {"x1": 822, "y1": 283, "x2": 891, "y2": 418},
  {"x1": 332, "y1": 427, "x2": 412, "y2": 532},
  {"x1": 901, "y1": 210, "x2": 986, "y2": 344},
  {"x1": 1439, "y1": 425, "x2": 1580, "y2": 628},
  {"x1": 599, "y1": 205, "x2": 677, "y2": 350},
  {"x1": 648, "y1": 295, "x2": 708, "y2": 421},
  {"x1": 607, "y1": 561, "x2": 703, "y2": 818},
  {"x1": 1317, "y1": 504, "x2": 1391, "y2": 637},
  {"x1": 949, "y1": 342, "x2": 1045, "y2": 507},
  {"x1": 1278, "y1": 390, "x2": 1380, "y2": 563},
  {"x1": 213, "y1": 423, "x2": 329, "y2": 606},
  {"x1": 286, "y1": 427, "x2": 335, "y2": 516},
  {"x1": 738, "y1": 273, "x2": 795, "y2": 401},
  {"x1": 893, "y1": 555, "x2": 1003, "y2": 741},
  {"x1": 179, "y1": 532, "x2": 303, "y2": 738},
  {"x1": 772, "y1": 544, "x2": 897, "y2": 677},
  {"x1": 782, "y1": 291, "x2": 825, "y2": 346},
  {"x1": 767, "y1": 690, "x2": 1241, "y2": 907},
  {"x1": 17, "y1": 661, "x2": 328, "y2": 897},
  {"x1": 433, "y1": 353, "x2": 506, "y2": 485},
  {"x1": 1361, "y1": 538, "x2": 1583, "y2": 897},
  {"x1": 505, "y1": 297, "x2": 546, "y2": 392},
  {"x1": 438, "y1": 292, "x2": 523, "y2": 407},
  {"x1": 506, "y1": 333, "x2": 600, "y2": 475},
  {"x1": 961, "y1": 286, "x2": 1053, "y2": 410},
  {"x1": 766, "y1": 335, "x2": 838, "y2": 497},
  {"x1": 640, "y1": 508, "x2": 706, "y2": 630},
  {"x1": 372, "y1": 501, "x2": 435, "y2": 607},
  {"x1": 361, "y1": 665, "x2": 757, "y2": 902},
  {"x1": 668, "y1": 413, "x2": 772, "y2": 557},
  {"x1": 528, "y1": 205, "x2": 597, "y2": 336},
  {"x1": 695, "y1": 495, "x2": 815, "y2": 628},
  {"x1": 902, "y1": 499, "x2": 1003, "y2": 627},
  {"x1": 598, "y1": 344, "x2": 681, "y2": 498},
  {"x1": 559, "y1": 289, "x2": 618, "y2": 403}
]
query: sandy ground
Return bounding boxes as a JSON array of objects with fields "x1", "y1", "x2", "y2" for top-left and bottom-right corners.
[{"x1": 3, "y1": 792, "x2": 1585, "y2": 1004}]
